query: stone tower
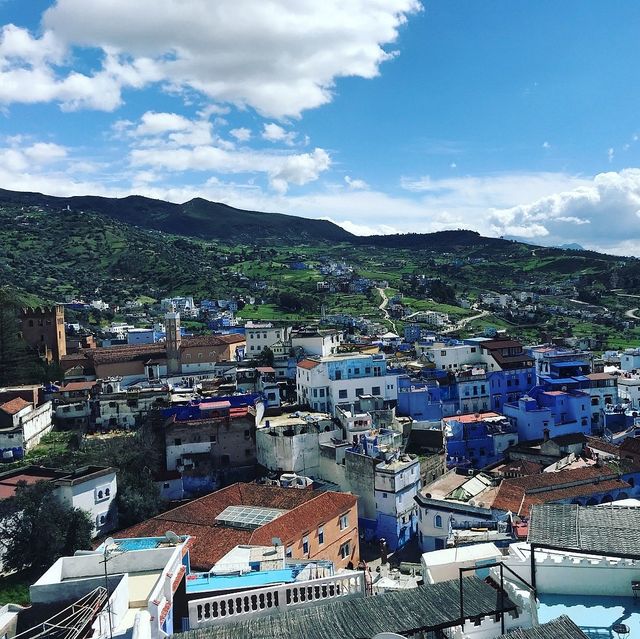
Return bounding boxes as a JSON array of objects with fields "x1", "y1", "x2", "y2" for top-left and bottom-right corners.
[
  {"x1": 165, "y1": 312, "x2": 182, "y2": 375},
  {"x1": 20, "y1": 305, "x2": 67, "y2": 363}
]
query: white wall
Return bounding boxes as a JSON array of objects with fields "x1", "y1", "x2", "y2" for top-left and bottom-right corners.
[
  {"x1": 21, "y1": 402, "x2": 53, "y2": 450},
  {"x1": 56, "y1": 471, "x2": 118, "y2": 537},
  {"x1": 502, "y1": 543, "x2": 640, "y2": 597}
]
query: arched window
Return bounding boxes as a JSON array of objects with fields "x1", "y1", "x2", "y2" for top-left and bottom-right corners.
[
  {"x1": 434, "y1": 514, "x2": 443, "y2": 528},
  {"x1": 105, "y1": 488, "x2": 110, "y2": 497}
]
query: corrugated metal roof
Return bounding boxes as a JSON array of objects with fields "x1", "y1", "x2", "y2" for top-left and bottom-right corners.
[
  {"x1": 178, "y1": 576, "x2": 516, "y2": 639},
  {"x1": 528, "y1": 503, "x2": 640, "y2": 557}
]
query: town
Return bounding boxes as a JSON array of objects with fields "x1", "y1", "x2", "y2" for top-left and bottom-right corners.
[{"x1": 0, "y1": 293, "x2": 638, "y2": 639}]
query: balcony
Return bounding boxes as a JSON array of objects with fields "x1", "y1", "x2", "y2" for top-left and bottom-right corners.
[{"x1": 188, "y1": 570, "x2": 365, "y2": 630}]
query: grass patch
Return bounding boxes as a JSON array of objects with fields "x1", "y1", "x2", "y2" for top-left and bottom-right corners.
[{"x1": 0, "y1": 569, "x2": 41, "y2": 605}]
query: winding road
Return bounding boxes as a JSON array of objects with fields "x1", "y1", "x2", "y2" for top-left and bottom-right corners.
[{"x1": 376, "y1": 287, "x2": 397, "y2": 333}]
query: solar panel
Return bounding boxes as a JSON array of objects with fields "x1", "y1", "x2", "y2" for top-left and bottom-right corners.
[{"x1": 215, "y1": 505, "x2": 288, "y2": 530}]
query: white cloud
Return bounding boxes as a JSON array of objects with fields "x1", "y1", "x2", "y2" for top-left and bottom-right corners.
[
  {"x1": 23, "y1": 142, "x2": 67, "y2": 163},
  {"x1": 542, "y1": 141, "x2": 550, "y2": 149},
  {"x1": 230, "y1": 127, "x2": 252, "y2": 142},
  {"x1": 262, "y1": 123, "x2": 297, "y2": 146},
  {"x1": 344, "y1": 175, "x2": 368, "y2": 190},
  {"x1": 486, "y1": 168, "x2": 640, "y2": 252},
  {"x1": 135, "y1": 111, "x2": 192, "y2": 136},
  {"x1": 38, "y1": 0, "x2": 421, "y2": 117},
  {"x1": 130, "y1": 143, "x2": 331, "y2": 193},
  {"x1": 608, "y1": 147, "x2": 615, "y2": 163}
]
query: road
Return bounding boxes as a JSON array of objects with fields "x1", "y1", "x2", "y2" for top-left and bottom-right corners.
[
  {"x1": 376, "y1": 287, "x2": 397, "y2": 333},
  {"x1": 441, "y1": 309, "x2": 489, "y2": 334}
]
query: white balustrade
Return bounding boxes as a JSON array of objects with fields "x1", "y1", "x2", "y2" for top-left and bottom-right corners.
[{"x1": 188, "y1": 571, "x2": 365, "y2": 629}]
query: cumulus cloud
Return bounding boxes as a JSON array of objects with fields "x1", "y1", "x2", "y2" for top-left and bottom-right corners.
[
  {"x1": 487, "y1": 168, "x2": 640, "y2": 253},
  {"x1": 37, "y1": 0, "x2": 421, "y2": 117},
  {"x1": 262, "y1": 123, "x2": 297, "y2": 146},
  {"x1": 230, "y1": 127, "x2": 252, "y2": 142},
  {"x1": 0, "y1": 25, "x2": 160, "y2": 111},
  {"x1": 344, "y1": 175, "x2": 368, "y2": 190}
]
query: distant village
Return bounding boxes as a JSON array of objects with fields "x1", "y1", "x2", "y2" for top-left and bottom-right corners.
[{"x1": 1, "y1": 293, "x2": 640, "y2": 639}]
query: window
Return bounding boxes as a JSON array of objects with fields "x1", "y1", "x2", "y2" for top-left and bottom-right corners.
[
  {"x1": 365, "y1": 367, "x2": 371, "y2": 374},
  {"x1": 105, "y1": 488, "x2": 110, "y2": 497},
  {"x1": 209, "y1": 434, "x2": 217, "y2": 443},
  {"x1": 339, "y1": 513, "x2": 349, "y2": 530},
  {"x1": 339, "y1": 389, "x2": 348, "y2": 399},
  {"x1": 174, "y1": 438, "x2": 182, "y2": 446},
  {"x1": 339, "y1": 541, "x2": 351, "y2": 559},
  {"x1": 163, "y1": 482, "x2": 170, "y2": 489},
  {"x1": 318, "y1": 526, "x2": 324, "y2": 545},
  {"x1": 335, "y1": 370, "x2": 342, "y2": 380},
  {"x1": 372, "y1": 386, "x2": 381, "y2": 395},
  {"x1": 319, "y1": 388, "x2": 325, "y2": 397},
  {"x1": 244, "y1": 429, "x2": 251, "y2": 440},
  {"x1": 356, "y1": 388, "x2": 364, "y2": 397},
  {"x1": 286, "y1": 545, "x2": 293, "y2": 558},
  {"x1": 303, "y1": 535, "x2": 310, "y2": 555},
  {"x1": 434, "y1": 514, "x2": 443, "y2": 528},
  {"x1": 382, "y1": 492, "x2": 387, "y2": 498}
]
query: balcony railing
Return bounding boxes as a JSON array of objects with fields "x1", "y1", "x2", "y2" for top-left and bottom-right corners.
[{"x1": 187, "y1": 571, "x2": 365, "y2": 630}]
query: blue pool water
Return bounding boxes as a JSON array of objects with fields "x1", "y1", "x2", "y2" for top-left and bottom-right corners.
[
  {"x1": 186, "y1": 568, "x2": 297, "y2": 594},
  {"x1": 539, "y1": 594, "x2": 640, "y2": 639},
  {"x1": 113, "y1": 538, "x2": 163, "y2": 551}
]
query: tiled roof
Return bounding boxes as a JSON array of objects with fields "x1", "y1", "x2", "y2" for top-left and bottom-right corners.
[
  {"x1": 116, "y1": 483, "x2": 320, "y2": 570},
  {"x1": 492, "y1": 465, "x2": 630, "y2": 514},
  {"x1": 182, "y1": 334, "x2": 245, "y2": 348},
  {"x1": 528, "y1": 503, "x2": 640, "y2": 558},
  {"x1": 586, "y1": 372, "x2": 615, "y2": 381},
  {"x1": 496, "y1": 615, "x2": 588, "y2": 639},
  {"x1": 60, "y1": 381, "x2": 97, "y2": 392},
  {"x1": 499, "y1": 460, "x2": 543, "y2": 476},
  {"x1": 0, "y1": 397, "x2": 31, "y2": 415},
  {"x1": 90, "y1": 343, "x2": 166, "y2": 365},
  {"x1": 297, "y1": 359, "x2": 320, "y2": 370},
  {"x1": 620, "y1": 437, "x2": 640, "y2": 455},
  {"x1": 251, "y1": 492, "x2": 357, "y2": 546},
  {"x1": 585, "y1": 436, "x2": 619, "y2": 456}
]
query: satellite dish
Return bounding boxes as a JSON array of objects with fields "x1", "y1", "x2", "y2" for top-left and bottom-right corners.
[
  {"x1": 104, "y1": 537, "x2": 115, "y2": 549},
  {"x1": 271, "y1": 537, "x2": 282, "y2": 547},
  {"x1": 165, "y1": 531, "x2": 181, "y2": 545},
  {"x1": 255, "y1": 400, "x2": 266, "y2": 426}
]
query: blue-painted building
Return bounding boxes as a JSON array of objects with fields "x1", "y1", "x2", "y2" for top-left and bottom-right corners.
[
  {"x1": 503, "y1": 386, "x2": 591, "y2": 441},
  {"x1": 443, "y1": 413, "x2": 519, "y2": 470}
]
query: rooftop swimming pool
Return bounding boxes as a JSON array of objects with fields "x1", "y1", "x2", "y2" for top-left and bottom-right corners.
[
  {"x1": 186, "y1": 568, "x2": 297, "y2": 594},
  {"x1": 538, "y1": 594, "x2": 640, "y2": 639}
]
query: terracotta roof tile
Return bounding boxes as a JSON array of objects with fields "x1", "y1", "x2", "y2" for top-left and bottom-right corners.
[
  {"x1": 182, "y1": 334, "x2": 245, "y2": 348},
  {"x1": 620, "y1": 437, "x2": 640, "y2": 455},
  {"x1": 115, "y1": 482, "x2": 320, "y2": 570},
  {"x1": 251, "y1": 492, "x2": 357, "y2": 546},
  {"x1": 492, "y1": 465, "x2": 630, "y2": 515},
  {"x1": 298, "y1": 359, "x2": 320, "y2": 370},
  {"x1": 0, "y1": 398, "x2": 31, "y2": 415}
]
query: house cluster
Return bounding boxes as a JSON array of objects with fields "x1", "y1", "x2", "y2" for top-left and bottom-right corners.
[{"x1": 6, "y1": 301, "x2": 640, "y2": 639}]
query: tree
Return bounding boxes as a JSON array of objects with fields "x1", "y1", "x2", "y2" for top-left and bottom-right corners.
[
  {"x1": 0, "y1": 482, "x2": 92, "y2": 571},
  {"x1": 256, "y1": 346, "x2": 275, "y2": 366}
]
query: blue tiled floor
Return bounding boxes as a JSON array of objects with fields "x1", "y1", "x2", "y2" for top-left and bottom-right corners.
[{"x1": 539, "y1": 594, "x2": 640, "y2": 639}]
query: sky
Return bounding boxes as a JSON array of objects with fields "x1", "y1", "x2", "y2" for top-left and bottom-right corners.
[{"x1": 1, "y1": 1, "x2": 640, "y2": 255}]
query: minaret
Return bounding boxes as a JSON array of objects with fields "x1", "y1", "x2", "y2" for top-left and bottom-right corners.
[{"x1": 165, "y1": 312, "x2": 182, "y2": 375}]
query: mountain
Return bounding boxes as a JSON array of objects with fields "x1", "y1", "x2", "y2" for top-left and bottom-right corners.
[
  {"x1": 0, "y1": 188, "x2": 354, "y2": 243},
  {"x1": 557, "y1": 243, "x2": 585, "y2": 251}
]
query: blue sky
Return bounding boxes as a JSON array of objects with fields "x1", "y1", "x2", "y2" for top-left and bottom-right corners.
[{"x1": 1, "y1": 1, "x2": 640, "y2": 254}]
